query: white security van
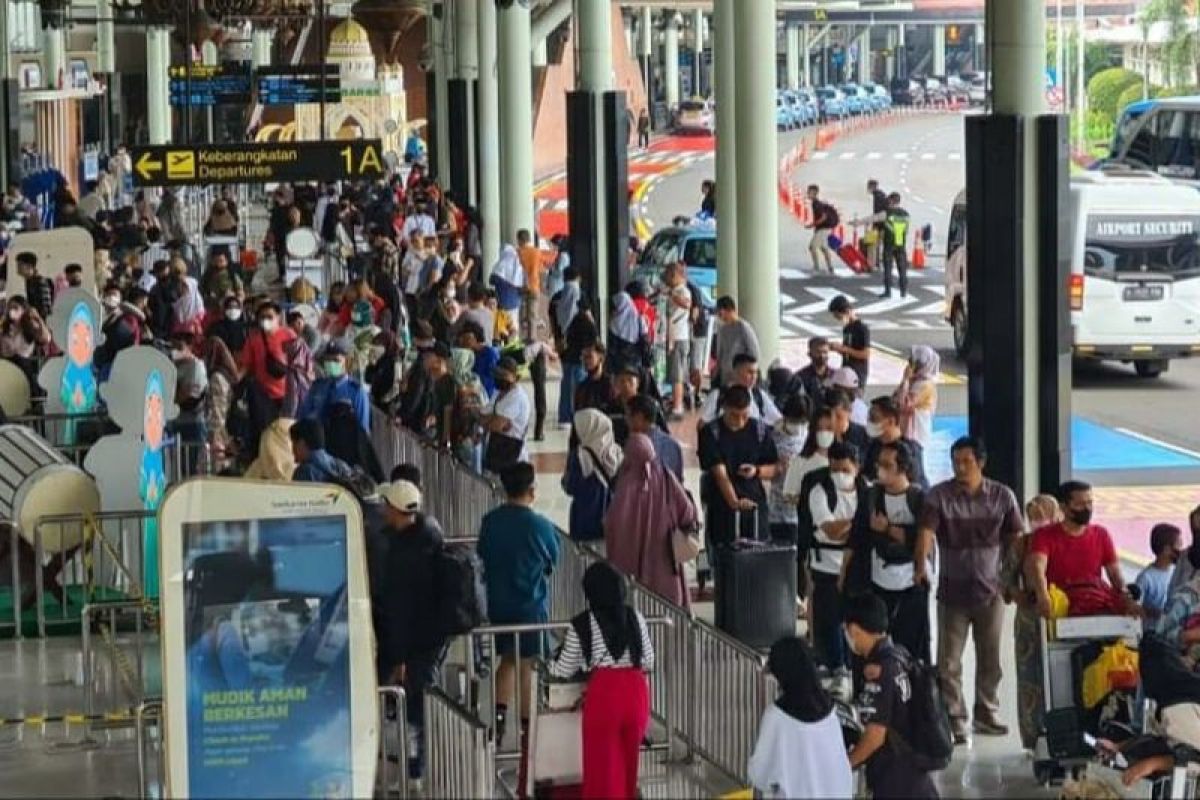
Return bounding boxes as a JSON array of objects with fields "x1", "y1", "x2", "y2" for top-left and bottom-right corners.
[{"x1": 944, "y1": 169, "x2": 1200, "y2": 377}]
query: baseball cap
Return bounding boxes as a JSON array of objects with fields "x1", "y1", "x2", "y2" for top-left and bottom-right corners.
[
  {"x1": 322, "y1": 340, "x2": 348, "y2": 358},
  {"x1": 494, "y1": 356, "x2": 520, "y2": 377},
  {"x1": 831, "y1": 367, "x2": 860, "y2": 389},
  {"x1": 379, "y1": 480, "x2": 421, "y2": 514}
]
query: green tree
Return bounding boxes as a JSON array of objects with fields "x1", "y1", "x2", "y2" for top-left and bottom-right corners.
[
  {"x1": 1087, "y1": 67, "x2": 1144, "y2": 118},
  {"x1": 1141, "y1": 0, "x2": 1200, "y2": 87}
]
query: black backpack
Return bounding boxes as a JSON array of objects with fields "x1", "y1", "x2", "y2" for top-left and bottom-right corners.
[
  {"x1": 870, "y1": 485, "x2": 924, "y2": 566},
  {"x1": 432, "y1": 543, "x2": 488, "y2": 636},
  {"x1": 889, "y1": 646, "x2": 954, "y2": 773},
  {"x1": 801, "y1": 468, "x2": 865, "y2": 566}
]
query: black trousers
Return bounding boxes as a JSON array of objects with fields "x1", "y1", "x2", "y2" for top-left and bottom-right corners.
[
  {"x1": 529, "y1": 349, "x2": 547, "y2": 439},
  {"x1": 245, "y1": 381, "x2": 281, "y2": 460},
  {"x1": 882, "y1": 244, "x2": 909, "y2": 296},
  {"x1": 811, "y1": 571, "x2": 848, "y2": 670},
  {"x1": 877, "y1": 583, "x2": 931, "y2": 664}
]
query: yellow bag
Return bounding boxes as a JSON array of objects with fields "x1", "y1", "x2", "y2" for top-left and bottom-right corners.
[
  {"x1": 719, "y1": 791, "x2": 753, "y2": 800},
  {"x1": 862, "y1": 228, "x2": 880, "y2": 247},
  {"x1": 1048, "y1": 584, "x2": 1070, "y2": 618},
  {"x1": 1081, "y1": 642, "x2": 1139, "y2": 709}
]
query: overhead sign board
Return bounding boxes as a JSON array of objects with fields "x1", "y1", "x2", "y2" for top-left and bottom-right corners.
[
  {"x1": 130, "y1": 140, "x2": 386, "y2": 186},
  {"x1": 257, "y1": 65, "x2": 342, "y2": 105},
  {"x1": 169, "y1": 64, "x2": 253, "y2": 107}
]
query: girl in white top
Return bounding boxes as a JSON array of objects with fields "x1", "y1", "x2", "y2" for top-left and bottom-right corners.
[
  {"x1": 781, "y1": 407, "x2": 837, "y2": 502},
  {"x1": 548, "y1": 563, "x2": 655, "y2": 799},
  {"x1": 749, "y1": 636, "x2": 854, "y2": 799}
]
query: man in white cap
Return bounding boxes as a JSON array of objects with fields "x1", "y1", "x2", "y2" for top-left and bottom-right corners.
[
  {"x1": 372, "y1": 480, "x2": 447, "y2": 781},
  {"x1": 830, "y1": 366, "x2": 870, "y2": 426}
]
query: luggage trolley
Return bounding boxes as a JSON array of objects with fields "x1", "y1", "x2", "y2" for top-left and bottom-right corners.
[{"x1": 1035, "y1": 614, "x2": 1143, "y2": 784}]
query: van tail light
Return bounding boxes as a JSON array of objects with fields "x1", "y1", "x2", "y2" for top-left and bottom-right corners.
[{"x1": 1069, "y1": 274, "x2": 1085, "y2": 311}]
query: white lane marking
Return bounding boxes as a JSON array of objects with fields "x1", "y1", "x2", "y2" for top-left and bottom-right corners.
[
  {"x1": 812, "y1": 151, "x2": 830, "y2": 160},
  {"x1": 1114, "y1": 428, "x2": 1200, "y2": 460},
  {"x1": 781, "y1": 292, "x2": 798, "y2": 307},
  {"x1": 782, "y1": 317, "x2": 837, "y2": 338},
  {"x1": 905, "y1": 302, "x2": 946, "y2": 316},
  {"x1": 948, "y1": 153, "x2": 962, "y2": 161},
  {"x1": 921, "y1": 152, "x2": 937, "y2": 160},
  {"x1": 855, "y1": 294, "x2": 919, "y2": 315},
  {"x1": 840, "y1": 152, "x2": 857, "y2": 160},
  {"x1": 866, "y1": 152, "x2": 883, "y2": 160},
  {"x1": 780, "y1": 268, "x2": 808, "y2": 280},
  {"x1": 793, "y1": 285, "x2": 850, "y2": 315},
  {"x1": 894, "y1": 153, "x2": 910, "y2": 160}
]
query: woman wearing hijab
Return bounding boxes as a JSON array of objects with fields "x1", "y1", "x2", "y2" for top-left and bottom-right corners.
[
  {"x1": 603, "y1": 433, "x2": 696, "y2": 607},
  {"x1": 748, "y1": 637, "x2": 854, "y2": 799},
  {"x1": 563, "y1": 409, "x2": 623, "y2": 545},
  {"x1": 489, "y1": 244, "x2": 526, "y2": 340},
  {"x1": 549, "y1": 562, "x2": 655, "y2": 800},
  {"x1": 244, "y1": 418, "x2": 296, "y2": 480},
  {"x1": 607, "y1": 292, "x2": 649, "y2": 373},
  {"x1": 894, "y1": 345, "x2": 939, "y2": 449},
  {"x1": 450, "y1": 347, "x2": 487, "y2": 470}
]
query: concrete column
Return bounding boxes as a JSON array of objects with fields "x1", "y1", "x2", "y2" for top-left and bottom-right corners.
[
  {"x1": 96, "y1": 0, "x2": 115, "y2": 74},
  {"x1": 991, "y1": 0, "x2": 1046, "y2": 495},
  {"x1": 735, "y1": 0, "x2": 779, "y2": 364},
  {"x1": 431, "y1": 2, "x2": 451, "y2": 184},
  {"x1": 785, "y1": 23, "x2": 800, "y2": 90},
  {"x1": 858, "y1": 27, "x2": 871, "y2": 84},
  {"x1": 975, "y1": 22, "x2": 985, "y2": 71},
  {"x1": 252, "y1": 28, "x2": 274, "y2": 70},
  {"x1": 624, "y1": 13, "x2": 635, "y2": 54},
  {"x1": 477, "y1": 0, "x2": 501, "y2": 273},
  {"x1": 43, "y1": 24, "x2": 65, "y2": 90},
  {"x1": 897, "y1": 23, "x2": 907, "y2": 77},
  {"x1": 714, "y1": 0, "x2": 738, "y2": 296},
  {"x1": 579, "y1": 0, "x2": 612, "y2": 92},
  {"x1": 498, "y1": 0, "x2": 534, "y2": 242},
  {"x1": 578, "y1": 0, "x2": 613, "y2": 308},
  {"x1": 693, "y1": 9, "x2": 704, "y2": 98},
  {"x1": 800, "y1": 24, "x2": 810, "y2": 87},
  {"x1": 933, "y1": 23, "x2": 947, "y2": 76},
  {"x1": 663, "y1": 12, "x2": 680, "y2": 109},
  {"x1": 147, "y1": 27, "x2": 171, "y2": 145},
  {"x1": 532, "y1": 39, "x2": 547, "y2": 67},
  {"x1": 639, "y1": 7, "x2": 653, "y2": 114},
  {"x1": 0, "y1": 0, "x2": 10, "y2": 190}
]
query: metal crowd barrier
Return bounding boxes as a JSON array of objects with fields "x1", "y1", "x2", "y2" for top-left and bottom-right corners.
[
  {"x1": 547, "y1": 537, "x2": 599, "y2": 623},
  {"x1": 425, "y1": 686, "x2": 495, "y2": 800},
  {"x1": 80, "y1": 600, "x2": 156, "y2": 729},
  {"x1": 26, "y1": 510, "x2": 153, "y2": 638},
  {"x1": 135, "y1": 687, "x2": 410, "y2": 800}
]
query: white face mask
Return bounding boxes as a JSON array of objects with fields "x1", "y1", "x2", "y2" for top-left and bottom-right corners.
[
  {"x1": 866, "y1": 421, "x2": 884, "y2": 439},
  {"x1": 815, "y1": 430, "x2": 835, "y2": 449},
  {"x1": 225, "y1": 307, "x2": 243, "y2": 321},
  {"x1": 832, "y1": 471, "x2": 856, "y2": 492},
  {"x1": 445, "y1": 287, "x2": 457, "y2": 301},
  {"x1": 103, "y1": 295, "x2": 121, "y2": 309},
  {"x1": 785, "y1": 421, "x2": 808, "y2": 440},
  {"x1": 259, "y1": 317, "x2": 278, "y2": 333}
]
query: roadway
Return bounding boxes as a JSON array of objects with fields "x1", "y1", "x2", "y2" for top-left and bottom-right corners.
[{"x1": 634, "y1": 110, "x2": 1200, "y2": 565}]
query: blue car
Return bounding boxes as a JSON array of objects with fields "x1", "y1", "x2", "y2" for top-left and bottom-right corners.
[
  {"x1": 816, "y1": 87, "x2": 847, "y2": 121},
  {"x1": 632, "y1": 225, "x2": 718, "y2": 307},
  {"x1": 840, "y1": 84, "x2": 868, "y2": 115},
  {"x1": 795, "y1": 88, "x2": 819, "y2": 124},
  {"x1": 787, "y1": 90, "x2": 816, "y2": 126},
  {"x1": 862, "y1": 82, "x2": 892, "y2": 111},
  {"x1": 775, "y1": 95, "x2": 796, "y2": 129}
]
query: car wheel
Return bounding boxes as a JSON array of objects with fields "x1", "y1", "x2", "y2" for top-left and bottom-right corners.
[
  {"x1": 1135, "y1": 359, "x2": 1167, "y2": 378},
  {"x1": 951, "y1": 301, "x2": 970, "y2": 358}
]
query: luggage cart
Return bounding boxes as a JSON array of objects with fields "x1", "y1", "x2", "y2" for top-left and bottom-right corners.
[
  {"x1": 1083, "y1": 757, "x2": 1200, "y2": 799},
  {"x1": 1035, "y1": 615, "x2": 1142, "y2": 785}
]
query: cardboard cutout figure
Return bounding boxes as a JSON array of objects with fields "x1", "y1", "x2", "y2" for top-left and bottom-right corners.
[
  {"x1": 84, "y1": 346, "x2": 178, "y2": 597},
  {"x1": 37, "y1": 288, "x2": 104, "y2": 417}
]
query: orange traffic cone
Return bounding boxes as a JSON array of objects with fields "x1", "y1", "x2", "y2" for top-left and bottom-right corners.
[{"x1": 912, "y1": 243, "x2": 926, "y2": 270}]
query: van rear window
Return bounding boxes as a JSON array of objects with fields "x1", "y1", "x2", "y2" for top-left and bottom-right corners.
[{"x1": 1084, "y1": 215, "x2": 1200, "y2": 278}]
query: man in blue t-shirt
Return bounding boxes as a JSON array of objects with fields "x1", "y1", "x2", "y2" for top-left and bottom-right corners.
[
  {"x1": 476, "y1": 463, "x2": 560, "y2": 742},
  {"x1": 457, "y1": 320, "x2": 500, "y2": 397}
]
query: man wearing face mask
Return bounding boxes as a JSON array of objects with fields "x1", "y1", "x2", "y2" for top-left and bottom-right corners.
[
  {"x1": 241, "y1": 302, "x2": 296, "y2": 457},
  {"x1": 844, "y1": 441, "x2": 931, "y2": 663},
  {"x1": 1027, "y1": 480, "x2": 1130, "y2": 620},
  {"x1": 298, "y1": 341, "x2": 371, "y2": 434},
  {"x1": 95, "y1": 286, "x2": 146, "y2": 377},
  {"x1": 805, "y1": 442, "x2": 866, "y2": 676},
  {"x1": 698, "y1": 385, "x2": 780, "y2": 546},
  {"x1": 862, "y1": 397, "x2": 929, "y2": 489},
  {"x1": 768, "y1": 395, "x2": 811, "y2": 546}
]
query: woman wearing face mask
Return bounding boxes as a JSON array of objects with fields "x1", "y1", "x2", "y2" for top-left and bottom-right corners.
[
  {"x1": 782, "y1": 407, "x2": 839, "y2": 610},
  {"x1": 240, "y1": 302, "x2": 296, "y2": 459},
  {"x1": 894, "y1": 345, "x2": 940, "y2": 450},
  {"x1": 1007, "y1": 495, "x2": 1060, "y2": 752},
  {"x1": 209, "y1": 298, "x2": 249, "y2": 357},
  {"x1": 748, "y1": 637, "x2": 854, "y2": 799},
  {"x1": 769, "y1": 395, "x2": 812, "y2": 547},
  {"x1": 95, "y1": 287, "x2": 147, "y2": 379}
]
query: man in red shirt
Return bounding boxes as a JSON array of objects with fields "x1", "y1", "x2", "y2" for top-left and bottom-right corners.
[
  {"x1": 1027, "y1": 480, "x2": 1129, "y2": 618},
  {"x1": 241, "y1": 301, "x2": 296, "y2": 455}
]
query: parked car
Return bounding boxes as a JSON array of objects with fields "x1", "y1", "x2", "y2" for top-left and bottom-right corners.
[
  {"x1": 964, "y1": 72, "x2": 988, "y2": 105},
  {"x1": 674, "y1": 99, "x2": 714, "y2": 134},
  {"x1": 782, "y1": 90, "x2": 813, "y2": 126},
  {"x1": 632, "y1": 224, "x2": 719, "y2": 306},
  {"x1": 861, "y1": 82, "x2": 891, "y2": 112},
  {"x1": 775, "y1": 95, "x2": 796, "y2": 129},
  {"x1": 890, "y1": 76, "x2": 925, "y2": 106},
  {"x1": 942, "y1": 74, "x2": 972, "y2": 105},
  {"x1": 922, "y1": 76, "x2": 949, "y2": 105},
  {"x1": 795, "y1": 88, "x2": 820, "y2": 123},
  {"x1": 840, "y1": 83, "x2": 868, "y2": 114},
  {"x1": 819, "y1": 86, "x2": 850, "y2": 120}
]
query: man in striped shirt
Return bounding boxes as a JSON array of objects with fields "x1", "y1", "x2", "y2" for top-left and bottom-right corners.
[{"x1": 916, "y1": 436, "x2": 1022, "y2": 745}]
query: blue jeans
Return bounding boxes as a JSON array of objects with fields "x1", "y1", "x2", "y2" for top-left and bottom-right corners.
[{"x1": 558, "y1": 362, "x2": 586, "y2": 424}]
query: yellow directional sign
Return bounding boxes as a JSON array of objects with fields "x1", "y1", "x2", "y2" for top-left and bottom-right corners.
[{"x1": 130, "y1": 140, "x2": 387, "y2": 187}]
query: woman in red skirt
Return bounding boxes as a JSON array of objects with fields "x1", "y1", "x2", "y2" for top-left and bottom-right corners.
[{"x1": 550, "y1": 563, "x2": 655, "y2": 799}]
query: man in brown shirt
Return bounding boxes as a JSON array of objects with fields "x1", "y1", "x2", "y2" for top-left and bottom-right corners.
[{"x1": 917, "y1": 435, "x2": 1023, "y2": 744}]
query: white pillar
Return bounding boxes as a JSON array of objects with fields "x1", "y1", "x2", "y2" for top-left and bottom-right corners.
[
  {"x1": 693, "y1": 9, "x2": 705, "y2": 98},
  {"x1": 96, "y1": 0, "x2": 115, "y2": 74},
  {"x1": 431, "y1": 2, "x2": 451, "y2": 184},
  {"x1": 147, "y1": 27, "x2": 171, "y2": 145},
  {"x1": 975, "y1": 22, "x2": 986, "y2": 71},
  {"x1": 992, "y1": 0, "x2": 1046, "y2": 494},
  {"x1": 579, "y1": 0, "x2": 613, "y2": 307},
  {"x1": 735, "y1": 0, "x2": 779, "y2": 365},
  {"x1": 664, "y1": 12, "x2": 680, "y2": 109},
  {"x1": 785, "y1": 23, "x2": 800, "y2": 90},
  {"x1": 858, "y1": 27, "x2": 871, "y2": 84},
  {"x1": 885, "y1": 28, "x2": 898, "y2": 81},
  {"x1": 800, "y1": 24, "x2": 811, "y2": 87},
  {"x1": 624, "y1": 13, "x2": 635, "y2": 54},
  {"x1": 933, "y1": 23, "x2": 947, "y2": 76},
  {"x1": 714, "y1": 0, "x2": 738, "y2": 296},
  {"x1": 43, "y1": 24, "x2": 65, "y2": 90},
  {"x1": 498, "y1": 0, "x2": 534, "y2": 242},
  {"x1": 252, "y1": 28, "x2": 274, "y2": 70},
  {"x1": 477, "y1": 0, "x2": 501, "y2": 273},
  {"x1": 532, "y1": 39, "x2": 547, "y2": 67},
  {"x1": 897, "y1": 23, "x2": 908, "y2": 77},
  {"x1": 639, "y1": 7, "x2": 653, "y2": 58}
]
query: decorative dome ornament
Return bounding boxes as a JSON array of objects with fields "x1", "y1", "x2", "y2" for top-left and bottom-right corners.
[{"x1": 351, "y1": 0, "x2": 427, "y2": 61}]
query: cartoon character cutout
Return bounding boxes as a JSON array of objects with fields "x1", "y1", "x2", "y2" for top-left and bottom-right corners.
[
  {"x1": 140, "y1": 369, "x2": 167, "y2": 511},
  {"x1": 62, "y1": 301, "x2": 98, "y2": 414},
  {"x1": 37, "y1": 288, "x2": 104, "y2": 417}
]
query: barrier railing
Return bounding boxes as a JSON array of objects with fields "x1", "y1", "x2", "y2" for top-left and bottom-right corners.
[
  {"x1": 135, "y1": 687, "x2": 409, "y2": 799},
  {"x1": 425, "y1": 686, "x2": 495, "y2": 800},
  {"x1": 80, "y1": 600, "x2": 156, "y2": 729},
  {"x1": 547, "y1": 537, "x2": 599, "y2": 623}
]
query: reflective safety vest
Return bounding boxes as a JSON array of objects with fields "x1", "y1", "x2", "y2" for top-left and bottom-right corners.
[{"x1": 884, "y1": 209, "x2": 910, "y2": 249}]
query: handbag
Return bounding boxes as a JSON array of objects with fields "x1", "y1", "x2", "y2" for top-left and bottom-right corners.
[
  {"x1": 665, "y1": 470, "x2": 702, "y2": 565},
  {"x1": 482, "y1": 431, "x2": 523, "y2": 474}
]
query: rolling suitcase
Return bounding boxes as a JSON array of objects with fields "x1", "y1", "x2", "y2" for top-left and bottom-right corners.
[
  {"x1": 714, "y1": 514, "x2": 798, "y2": 649},
  {"x1": 837, "y1": 243, "x2": 870, "y2": 273}
]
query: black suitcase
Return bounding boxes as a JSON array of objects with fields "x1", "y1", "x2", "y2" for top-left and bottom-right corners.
[{"x1": 713, "y1": 518, "x2": 798, "y2": 649}]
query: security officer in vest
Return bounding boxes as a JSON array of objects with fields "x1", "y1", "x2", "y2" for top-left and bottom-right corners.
[{"x1": 870, "y1": 192, "x2": 911, "y2": 299}]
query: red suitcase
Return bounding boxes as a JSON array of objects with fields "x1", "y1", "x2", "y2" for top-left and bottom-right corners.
[{"x1": 838, "y1": 243, "x2": 870, "y2": 273}]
